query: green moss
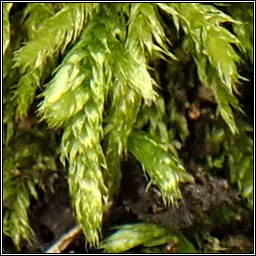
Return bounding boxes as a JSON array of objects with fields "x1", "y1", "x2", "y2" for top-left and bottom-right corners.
[{"x1": 3, "y1": 3, "x2": 253, "y2": 252}]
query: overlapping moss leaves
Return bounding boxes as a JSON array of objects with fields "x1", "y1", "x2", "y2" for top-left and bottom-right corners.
[{"x1": 3, "y1": 2, "x2": 253, "y2": 253}]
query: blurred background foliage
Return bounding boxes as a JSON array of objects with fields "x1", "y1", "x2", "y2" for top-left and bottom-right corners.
[{"x1": 2, "y1": 2, "x2": 253, "y2": 253}]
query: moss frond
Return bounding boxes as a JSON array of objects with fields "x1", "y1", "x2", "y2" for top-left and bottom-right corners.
[
  {"x1": 39, "y1": 8, "x2": 124, "y2": 246},
  {"x1": 37, "y1": 38, "x2": 91, "y2": 128},
  {"x1": 100, "y1": 223, "x2": 196, "y2": 253},
  {"x1": 60, "y1": 107, "x2": 108, "y2": 246},
  {"x1": 167, "y1": 3, "x2": 243, "y2": 134},
  {"x1": 14, "y1": 3, "x2": 98, "y2": 73},
  {"x1": 127, "y1": 3, "x2": 176, "y2": 60},
  {"x1": 3, "y1": 166, "x2": 36, "y2": 250},
  {"x1": 3, "y1": 127, "x2": 57, "y2": 250},
  {"x1": 13, "y1": 3, "x2": 99, "y2": 119},
  {"x1": 128, "y1": 130, "x2": 194, "y2": 206},
  {"x1": 3, "y1": 183, "x2": 35, "y2": 250},
  {"x1": 126, "y1": 3, "x2": 177, "y2": 103},
  {"x1": 104, "y1": 82, "x2": 141, "y2": 197},
  {"x1": 100, "y1": 223, "x2": 173, "y2": 253},
  {"x1": 3, "y1": 3, "x2": 13, "y2": 56}
]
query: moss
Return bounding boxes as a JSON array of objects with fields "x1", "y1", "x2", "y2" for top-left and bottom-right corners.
[{"x1": 3, "y1": 3, "x2": 253, "y2": 252}]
